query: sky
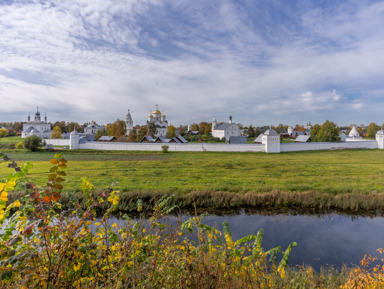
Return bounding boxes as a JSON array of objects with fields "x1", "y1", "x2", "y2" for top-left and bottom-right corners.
[{"x1": 1, "y1": 0, "x2": 384, "y2": 127}]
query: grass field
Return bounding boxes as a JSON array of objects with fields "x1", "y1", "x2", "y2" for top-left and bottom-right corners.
[
  {"x1": 1, "y1": 149, "x2": 384, "y2": 194},
  {"x1": 2, "y1": 142, "x2": 384, "y2": 212}
]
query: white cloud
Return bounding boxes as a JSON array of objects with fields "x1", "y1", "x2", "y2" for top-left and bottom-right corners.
[{"x1": 0, "y1": 0, "x2": 383, "y2": 126}]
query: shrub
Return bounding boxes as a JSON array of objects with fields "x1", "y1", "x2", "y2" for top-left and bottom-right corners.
[
  {"x1": 0, "y1": 153, "x2": 297, "y2": 288},
  {"x1": 161, "y1": 145, "x2": 169, "y2": 153},
  {"x1": 15, "y1": 142, "x2": 23, "y2": 149},
  {"x1": 23, "y1": 135, "x2": 45, "y2": 151}
]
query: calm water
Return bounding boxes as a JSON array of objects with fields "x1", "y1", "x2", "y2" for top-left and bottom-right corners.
[{"x1": 107, "y1": 212, "x2": 384, "y2": 270}]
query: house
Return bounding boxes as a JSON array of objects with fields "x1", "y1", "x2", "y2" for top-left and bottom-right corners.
[
  {"x1": 294, "y1": 135, "x2": 311, "y2": 143},
  {"x1": 212, "y1": 115, "x2": 242, "y2": 141}
]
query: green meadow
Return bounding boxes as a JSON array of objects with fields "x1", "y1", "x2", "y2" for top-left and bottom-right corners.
[{"x1": 1, "y1": 149, "x2": 384, "y2": 195}]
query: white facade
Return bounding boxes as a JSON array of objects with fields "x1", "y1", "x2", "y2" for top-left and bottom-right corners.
[
  {"x1": 147, "y1": 105, "x2": 168, "y2": 137},
  {"x1": 212, "y1": 115, "x2": 242, "y2": 141},
  {"x1": 84, "y1": 120, "x2": 104, "y2": 135},
  {"x1": 22, "y1": 108, "x2": 52, "y2": 138}
]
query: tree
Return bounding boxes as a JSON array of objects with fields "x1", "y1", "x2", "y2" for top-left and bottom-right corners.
[
  {"x1": 204, "y1": 123, "x2": 212, "y2": 135},
  {"x1": 50, "y1": 126, "x2": 62, "y2": 139},
  {"x1": 127, "y1": 129, "x2": 138, "y2": 142},
  {"x1": 23, "y1": 135, "x2": 45, "y2": 151},
  {"x1": 311, "y1": 121, "x2": 340, "y2": 142},
  {"x1": 166, "y1": 125, "x2": 176, "y2": 138},
  {"x1": 147, "y1": 122, "x2": 157, "y2": 138},
  {"x1": 367, "y1": 122, "x2": 380, "y2": 138},
  {"x1": 0, "y1": 128, "x2": 8, "y2": 138},
  {"x1": 248, "y1": 125, "x2": 255, "y2": 138},
  {"x1": 67, "y1": 122, "x2": 81, "y2": 133},
  {"x1": 198, "y1": 122, "x2": 209, "y2": 135},
  {"x1": 95, "y1": 128, "x2": 107, "y2": 141},
  {"x1": 52, "y1": 121, "x2": 67, "y2": 133},
  {"x1": 189, "y1": 123, "x2": 199, "y2": 131},
  {"x1": 110, "y1": 120, "x2": 127, "y2": 138},
  {"x1": 294, "y1": 124, "x2": 305, "y2": 132},
  {"x1": 137, "y1": 126, "x2": 148, "y2": 141}
]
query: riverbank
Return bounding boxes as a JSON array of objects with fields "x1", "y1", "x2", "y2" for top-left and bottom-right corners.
[{"x1": 2, "y1": 149, "x2": 384, "y2": 214}]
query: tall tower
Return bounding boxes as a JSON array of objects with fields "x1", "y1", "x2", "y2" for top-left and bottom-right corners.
[
  {"x1": 44, "y1": 113, "x2": 47, "y2": 123},
  {"x1": 229, "y1": 114, "x2": 232, "y2": 124},
  {"x1": 212, "y1": 116, "x2": 217, "y2": 130},
  {"x1": 125, "y1": 109, "x2": 133, "y2": 135},
  {"x1": 27, "y1": 113, "x2": 30, "y2": 123},
  {"x1": 34, "y1": 107, "x2": 41, "y2": 123}
]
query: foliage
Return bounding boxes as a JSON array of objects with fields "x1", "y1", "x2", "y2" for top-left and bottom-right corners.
[
  {"x1": 50, "y1": 126, "x2": 63, "y2": 139},
  {"x1": 366, "y1": 122, "x2": 381, "y2": 138},
  {"x1": 311, "y1": 120, "x2": 341, "y2": 142},
  {"x1": 136, "y1": 126, "x2": 148, "y2": 141},
  {"x1": 198, "y1": 122, "x2": 211, "y2": 135},
  {"x1": 109, "y1": 119, "x2": 127, "y2": 138},
  {"x1": 161, "y1": 145, "x2": 169, "y2": 153},
  {"x1": 166, "y1": 125, "x2": 176, "y2": 138},
  {"x1": 248, "y1": 125, "x2": 256, "y2": 138},
  {"x1": 0, "y1": 129, "x2": 8, "y2": 138},
  {"x1": 189, "y1": 123, "x2": 199, "y2": 131},
  {"x1": 127, "y1": 129, "x2": 137, "y2": 142},
  {"x1": 23, "y1": 135, "x2": 45, "y2": 152},
  {"x1": 0, "y1": 153, "x2": 299, "y2": 288},
  {"x1": 15, "y1": 142, "x2": 23, "y2": 149},
  {"x1": 95, "y1": 128, "x2": 107, "y2": 141},
  {"x1": 147, "y1": 122, "x2": 158, "y2": 138}
]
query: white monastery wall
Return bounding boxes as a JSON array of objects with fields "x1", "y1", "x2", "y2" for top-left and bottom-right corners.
[
  {"x1": 281, "y1": 140, "x2": 377, "y2": 152},
  {"x1": 45, "y1": 139, "x2": 70, "y2": 146},
  {"x1": 78, "y1": 142, "x2": 265, "y2": 152}
]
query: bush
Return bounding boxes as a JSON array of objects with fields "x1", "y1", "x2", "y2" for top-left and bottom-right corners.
[
  {"x1": 15, "y1": 142, "x2": 23, "y2": 149},
  {"x1": 23, "y1": 135, "x2": 45, "y2": 151},
  {"x1": 161, "y1": 145, "x2": 169, "y2": 153},
  {"x1": 0, "y1": 153, "x2": 297, "y2": 288}
]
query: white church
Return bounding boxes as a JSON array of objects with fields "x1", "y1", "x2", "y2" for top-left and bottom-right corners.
[
  {"x1": 147, "y1": 105, "x2": 168, "y2": 137},
  {"x1": 22, "y1": 108, "x2": 52, "y2": 138},
  {"x1": 212, "y1": 115, "x2": 242, "y2": 141}
]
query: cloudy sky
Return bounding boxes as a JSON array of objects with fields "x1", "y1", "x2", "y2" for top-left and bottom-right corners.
[{"x1": 1, "y1": 0, "x2": 384, "y2": 126}]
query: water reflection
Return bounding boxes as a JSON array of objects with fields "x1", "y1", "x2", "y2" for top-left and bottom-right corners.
[{"x1": 106, "y1": 212, "x2": 384, "y2": 271}]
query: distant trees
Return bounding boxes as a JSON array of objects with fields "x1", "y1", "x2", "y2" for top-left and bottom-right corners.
[
  {"x1": 137, "y1": 126, "x2": 148, "y2": 141},
  {"x1": 248, "y1": 125, "x2": 256, "y2": 138},
  {"x1": 147, "y1": 123, "x2": 157, "y2": 138},
  {"x1": 50, "y1": 126, "x2": 62, "y2": 139},
  {"x1": 95, "y1": 128, "x2": 107, "y2": 141},
  {"x1": 294, "y1": 124, "x2": 305, "y2": 132},
  {"x1": 127, "y1": 129, "x2": 138, "y2": 142},
  {"x1": 166, "y1": 125, "x2": 176, "y2": 138},
  {"x1": 107, "y1": 120, "x2": 126, "y2": 138},
  {"x1": 311, "y1": 120, "x2": 340, "y2": 142},
  {"x1": 23, "y1": 135, "x2": 45, "y2": 151},
  {"x1": 0, "y1": 128, "x2": 8, "y2": 138},
  {"x1": 367, "y1": 123, "x2": 380, "y2": 138},
  {"x1": 189, "y1": 123, "x2": 199, "y2": 131},
  {"x1": 198, "y1": 122, "x2": 211, "y2": 135}
]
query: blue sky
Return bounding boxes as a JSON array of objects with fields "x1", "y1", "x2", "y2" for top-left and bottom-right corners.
[{"x1": 0, "y1": 0, "x2": 384, "y2": 127}]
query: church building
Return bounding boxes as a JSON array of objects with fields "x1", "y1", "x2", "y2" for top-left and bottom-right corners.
[
  {"x1": 125, "y1": 109, "x2": 134, "y2": 135},
  {"x1": 22, "y1": 108, "x2": 52, "y2": 138},
  {"x1": 147, "y1": 105, "x2": 168, "y2": 137},
  {"x1": 212, "y1": 115, "x2": 242, "y2": 141}
]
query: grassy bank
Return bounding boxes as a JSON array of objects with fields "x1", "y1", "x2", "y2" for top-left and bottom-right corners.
[{"x1": 2, "y1": 149, "x2": 384, "y2": 213}]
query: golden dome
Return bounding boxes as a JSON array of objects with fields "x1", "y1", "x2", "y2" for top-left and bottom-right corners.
[
  {"x1": 161, "y1": 113, "x2": 165, "y2": 117},
  {"x1": 153, "y1": 109, "x2": 161, "y2": 114},
  {"x1": 149, "y1": 113, "x2": 153, "y2": 117}
]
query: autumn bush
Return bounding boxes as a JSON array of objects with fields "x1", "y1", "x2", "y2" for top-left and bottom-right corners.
[{"x1": 0, "y1": 152, "x2": 298, "y2": 288}]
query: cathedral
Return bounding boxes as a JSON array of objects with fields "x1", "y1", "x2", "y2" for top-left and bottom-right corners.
[
  {"x1": 22, "y1": 108, "x2": 52, "y2": 138},
  {"x1": 147, "y1": 105, "x2": 168, "y2": 137}
]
